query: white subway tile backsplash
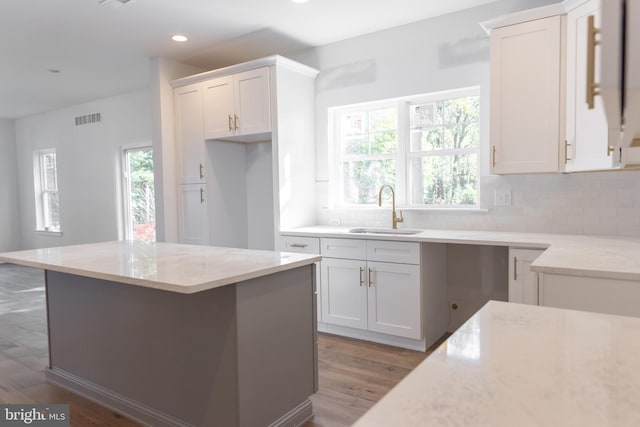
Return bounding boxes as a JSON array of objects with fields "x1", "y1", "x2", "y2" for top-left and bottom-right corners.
[{"x1": 317, "y1": 171, "x2": 640, "y2": 237}]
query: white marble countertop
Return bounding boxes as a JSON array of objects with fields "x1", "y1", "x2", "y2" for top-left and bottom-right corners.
[
  {"x1": 353, "y1": 300, "x2": 640, "y2": 427},
  {"x1": 0, "y1": 241, "x2": 321, "y2": 294},
  {"x1": 281, "y1": 226, "x2": 640, "y2": 281}
]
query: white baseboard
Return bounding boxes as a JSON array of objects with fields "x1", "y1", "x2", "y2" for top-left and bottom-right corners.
[{"x1": 318, "y1": 322, "x2": 427, "y2": 351}]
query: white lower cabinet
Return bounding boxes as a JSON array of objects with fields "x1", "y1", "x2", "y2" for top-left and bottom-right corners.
[
  {"x1": 321, "y1": 258, "x2": 368, "y2": 330},
  {"x1": 320, "y1": 238, "x2": 422, "y2": 341},
  {"x1": 508, "y1": 248, "x2": 545, "y2": 305},
  {"x1": 366, "y1": 261, "x2": 421, "y2": 338}
]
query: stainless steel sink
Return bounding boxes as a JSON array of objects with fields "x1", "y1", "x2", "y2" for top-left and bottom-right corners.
[{"x1": 348, "y1": 227, "x2": 423, "y2": 235}]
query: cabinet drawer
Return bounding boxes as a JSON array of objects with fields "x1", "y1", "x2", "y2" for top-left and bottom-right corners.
[
  {"x1": 280, "y1": 236, "x2": 320, "y2": 254},
  {"x1": 367, "y1": 240, "x2": 420, "y2": 264},
  {"x1": 321, "y1": 238, "x2": 367, "y2": 260}
]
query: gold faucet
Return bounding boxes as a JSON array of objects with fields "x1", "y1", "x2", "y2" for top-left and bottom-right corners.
[{"x1": 378, "y1": 185, "x2": 404, "y2": 229}]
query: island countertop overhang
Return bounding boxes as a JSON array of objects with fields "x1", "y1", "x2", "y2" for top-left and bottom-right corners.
[{"x1": 0, "y1": 241, "x2": 322, "y2": 294}]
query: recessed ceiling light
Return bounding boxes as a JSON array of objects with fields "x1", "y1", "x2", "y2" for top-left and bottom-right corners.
[{"x1": 171, "y1": 35, "x2": 188, "y2": 42}]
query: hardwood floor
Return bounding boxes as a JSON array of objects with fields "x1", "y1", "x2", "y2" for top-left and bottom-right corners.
[{"x1": 0, "y1": 264, "x2": 435, "y2": 426}]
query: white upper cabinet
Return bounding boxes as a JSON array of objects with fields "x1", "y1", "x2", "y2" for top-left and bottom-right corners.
[
  {"x1": 489, "y1": 15, "x2": 564, "y2": 174},
  {"x1": 565, "y1": 0, "x2": 620, "y2": 171},
  {"x1": 202, "y1": 76, "x2": 234, "y2": 140},
  {"x1": 486, "y1": 0, "x2": 640, "y2": 173},
  {"x1": 203, "y1": 67, "x2": 271, "y2": 142},
  {"x1": 174, "y1": 82, "x2": 206, "y2": 184}
]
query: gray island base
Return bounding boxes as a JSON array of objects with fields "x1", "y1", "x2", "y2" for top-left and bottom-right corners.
[
  {"x1": 0, "y1": 242, "x2": 320, "y2": 425},
  {"x1": 45, "y1": 266, "x2": 316, "y2": 426}
]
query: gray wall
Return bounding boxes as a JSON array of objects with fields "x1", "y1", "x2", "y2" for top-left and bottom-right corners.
[
  {"x1": 290, "y1": 0, "x2": 640, "y2": 237},
  {"x1": 14, "y1": 90, "x2": 151, "y2": 249},
  {"x1": 0, "y1": 119, "x2": 20, "y2": 251}
]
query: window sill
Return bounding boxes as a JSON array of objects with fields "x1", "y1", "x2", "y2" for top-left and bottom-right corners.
[
  {"x1": 324, "y1": 206, "x2": 488, "y2": 213},
  {"x1": 34, "y1": 229, "x2": 63, "y2": 237}
]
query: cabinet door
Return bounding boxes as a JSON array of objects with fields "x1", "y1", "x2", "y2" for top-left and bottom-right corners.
[
  {"x1": 490, "y1": 16, "x2": 563, "y2": 174},
  {"x1": 565, "y1": 0, "x2": 618, "y2": 171},
  {"x1": 177, "y1": 184, "x2": 209, "y2": 245},
  {"x1": 203, "y1": 75, "x2": 235, "y2": 140},
  {"x1": 321, "y1": 258, "x2": 367, "y2": 330},
  {"x1": 367, "y1": 261, "x2": 421, "y2": 339},
  {"x1": 174, "y1": 83, "x2": 206, "y2": 184},
  {"x1": 234, "y1": 68, "x2": 271, "y2": 136},
  {"x1": 508, "y1": 248, "x2": 544, "y2": 305}
]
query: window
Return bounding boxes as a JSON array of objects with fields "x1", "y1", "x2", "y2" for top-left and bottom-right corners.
[
  {"x1": 33, "y1": 149, "x2": 61, "y2": 232},
  {"x1": 122, "y1": 146, "x2": 156, "y2": 241},
  {"x1": 330, "y1": 88, "x2": 480, "y2": 208}
]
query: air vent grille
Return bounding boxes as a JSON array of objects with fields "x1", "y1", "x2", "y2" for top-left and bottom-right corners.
[
  {"x1": 75, "y1": 113, "x2": 102, "y2": 126},
  {"x1": 98, "y1": 0, "x2": 133, "y2": 8}
]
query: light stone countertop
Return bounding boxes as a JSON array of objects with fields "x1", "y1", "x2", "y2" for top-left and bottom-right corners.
[
  {"x1": 352, "y1": 300, "x2": 640, "y2": 427},
  {"x1": 0, "y1": 241, "x2": 321, "y2": 294},
  {"x1": 281, "y1": 226, "x2": 640, "y2": 281}
]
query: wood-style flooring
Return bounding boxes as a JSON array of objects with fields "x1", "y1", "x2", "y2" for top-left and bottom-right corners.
[{"x1": 0, "y1": 264, "x2": 435, "y2": 426}]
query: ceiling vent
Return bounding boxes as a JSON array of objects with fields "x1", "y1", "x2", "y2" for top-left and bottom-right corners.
[
  {"x1": 75, "y1": 113, "x2": 102, "y2": 126},
  {"x1": 98, "y1": 0, "x2": 133, "y2": 8}
]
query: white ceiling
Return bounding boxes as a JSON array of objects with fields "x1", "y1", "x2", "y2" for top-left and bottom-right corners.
[{"x1": 0, "y1": 0, "x2": 503, "y2": 120}]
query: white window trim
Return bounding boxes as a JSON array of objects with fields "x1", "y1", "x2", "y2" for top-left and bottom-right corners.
[
  {"x1": 33, "y1": 148, "x2": 61, "y2": 233},
  {"x1": 329, "y1": 86, "x2": 481, "y2": 209}
]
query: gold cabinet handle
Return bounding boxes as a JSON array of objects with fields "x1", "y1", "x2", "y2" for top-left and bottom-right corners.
[
  {"x1": 359, "y1": 267, "x2": 364, "y2": 287},
  {"x1": 228, "y1": 115, "x2": 233, "y2": 131},
  {"x1": 513, "y1": 256, "x2": 518, "y2": 281},
  {"x1": 200, "y1": 187, "x2": 205, "y2": 204},
  {"x1": 290, "y1": 243, "x2": 308, "y2": 248},
  {"x1": 368, "y1": 267, "x2": 374, "y2": 287},
  {"x1": 565, "y1": 141, "x2": 572, "y2": 163},
  {"x1": 492, "y1": 146, "x2": 496, "y2": 168},
  {"x1": 607, "y1": 145, "x2": 616, "y2": 157},
  {"x1": 586, "y1": 15, "x2": 601, "y2": 109},
  {"x1": 234, "y1": 114, "x2": 239, "y2": 130},
  {"x1": 199, "y1": 163, "x2": 204, "y2": 179}
]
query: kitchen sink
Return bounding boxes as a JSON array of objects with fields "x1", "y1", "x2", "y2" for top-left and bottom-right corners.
[{"x1": 348, "y1": 227, "x2": 423, "y2": 235}]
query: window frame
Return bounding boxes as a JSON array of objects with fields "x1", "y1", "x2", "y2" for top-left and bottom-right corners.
[
  {"x1": 120, "y1": 144, "x2": 156, "y2": 242},
  {"x1": 329, "y1": 86, "x2": 481, "y2": 209},
  {"x1": 33, "y1": 148, "x2": 61, "y2": 233}
]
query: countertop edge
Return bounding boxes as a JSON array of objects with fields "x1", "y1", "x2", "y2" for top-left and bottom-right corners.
[
  {"x1": 281, "y1": 227, "x2": 640, "y2": 282},
  {"x1": 0, "y1": 252, "x2": 322, "y2": 294}
]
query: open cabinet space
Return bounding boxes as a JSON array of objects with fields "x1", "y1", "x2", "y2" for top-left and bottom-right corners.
[{"x1": 206, "y1": 140, "x2": 274, "y2": 250}]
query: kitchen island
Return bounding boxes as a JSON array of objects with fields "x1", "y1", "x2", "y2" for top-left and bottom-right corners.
[
  {"x1": 353, "y1": 300, "x2": 640, "y2": 426},
  {"x1": 0, "y1": 241, "x2": 321, "y2": 427}
]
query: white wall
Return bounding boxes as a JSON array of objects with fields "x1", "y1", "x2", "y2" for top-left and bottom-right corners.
[
  {"x1": 14, "y1": 90, "x2": 151, "y2": 249},
  {"x1": 0, "y1": 119, "x2": 21, "y2": 251},
  {"x1": 290, "y1": 0, "x2": 640, "y2": 237}
]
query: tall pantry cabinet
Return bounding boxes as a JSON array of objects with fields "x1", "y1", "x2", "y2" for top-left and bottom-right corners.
[
  {"x1": 171, "y1": 56, "x2": 319, "y2": 249},
  {"x1": 174, "y1": 83, "x2": 209, "y2": 245}
]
